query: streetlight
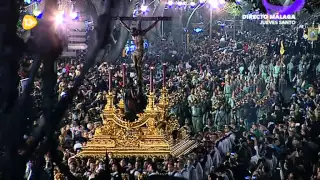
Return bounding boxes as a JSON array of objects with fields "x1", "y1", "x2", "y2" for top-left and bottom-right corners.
[
  {"x1": 208, "y1": 0, "x2": 219, "y2": 41},
  {"x1": 207, "y1": 0, "x2": 226, "y2": 41},
  {"x1": 208, "y1": 0, "x2": 219, "y2": 8},
  {"x1": 55, "y1": 11, "x2": 64, "y2": 25},
  {"x1": 70, "y1": 12, "x2": 79, "y2": 20},
  {"x1": 140, "y1": 5, "x2": 148, "y2": 12}
]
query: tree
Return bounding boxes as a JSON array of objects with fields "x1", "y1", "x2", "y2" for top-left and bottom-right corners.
[
  {"x1": 0, "y1": 0, "x2": 119, "y2": 179},
  {"x1": 224, "y1": 2, "x2": 242, "y2": 17}
]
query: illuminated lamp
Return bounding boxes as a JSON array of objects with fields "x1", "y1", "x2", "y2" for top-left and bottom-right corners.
[
  {"x1": 190, "y1": 2, "x2": 196, "y2": 7},
  {"x1": 208, "y1": 0, "x2": 219, "y2": 8},
  {"x1": 70, "y1": 12, "x2": 78, "y2": 20},
  {"x1": 177, "y1": 1, "x2": 183, "y2": 6},
  {"x1": 141, "y1": 5, "x2": 148, "y2": 12},
  {"x1": 218, "y1": 0, "x2": 225, "y2": 5},
  {"x1": 199, "y1": 0, "x2": 205, "y2": 4},
  {"x1": 167, "y1": 0, "x2": 173, "y2": 6},
  {"x1": 55, "y1": 13, "x2": 64, "y2": 25},
  {"x1": 194, "y1": 28, "x2": 203, "y2": 33}
]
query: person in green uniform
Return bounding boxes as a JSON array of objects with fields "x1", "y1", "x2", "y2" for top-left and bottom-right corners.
[
  {"x1": 201, "y1": 93, "x2": 210, "y2": 128},
  {"x1": 287, "y1": 58, "x2": 295, "y2": 82},
  {"x1": 298, "y1": 58, "x2": 304, "y2": 76},
  {"x1": 239, "y1": 65, "x2": 244, "y2": 75},
  {"x1": 243, "y1": 81, "x2": 250, "y2": 94},
  {"x1": 269, "y1": 60, "x2": 274, "y2": 78},
  {"x1": 260, "y1": 61, "x2": 268, "y2": 81},
  {"x1": 191, "y1": 100, "x2": 203, "y2": 133},
  {"x1": 228, "y1": 94, "x2": 237, "y2": 122},
  {"x1": 224, "y1": 81, "x2": 232, "y2": 101},
  {"x1": 273, "y1": 61, "x2": 281, "y2": 79}
]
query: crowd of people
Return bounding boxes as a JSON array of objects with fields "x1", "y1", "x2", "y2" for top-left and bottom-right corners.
[{"x1": 19, "y1": 11, "x2": 320, "y2": 180}]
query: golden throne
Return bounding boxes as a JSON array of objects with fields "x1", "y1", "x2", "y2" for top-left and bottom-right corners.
[{"x1": 78, "y1": 88, "x2": 181, "y2": 158}]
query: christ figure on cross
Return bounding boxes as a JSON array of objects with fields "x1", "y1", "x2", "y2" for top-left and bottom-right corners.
[{"x1": 119, "y1": 10, "x2": 160, "y2": 94}]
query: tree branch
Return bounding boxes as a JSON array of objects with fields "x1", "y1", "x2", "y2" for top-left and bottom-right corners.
[{"x1": 23, "y1": 0, "x2": 117, "y2": 165}]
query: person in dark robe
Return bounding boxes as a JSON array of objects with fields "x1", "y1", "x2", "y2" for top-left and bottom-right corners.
[
  {"x1": 278, "y1": 74, "x2": 288, "y2": 97},
  {"x1": 257, "y1": 75, "x2": 266, "y2": 96},
  {"x1": 124, "y1": 84, "x2": 138, "y2": 121},
  {"x1": 247, "y1": 102, "x2": 258, "y2": 128},
  {"x1": 178, "y1": 95, "x2": 189, "y2": 127},
  {"x1": 136, "y1": 92, "x2": 147, "y2": 114}
]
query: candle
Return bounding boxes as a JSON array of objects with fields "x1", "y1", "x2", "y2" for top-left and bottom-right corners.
[
  {"x1": 108, "y1": 68, "x2": 112, "y2": 92},
  {"x1": 150, "y1": 67, "x2": 154, "y2": 93},
  {"x1": 122, "y1": 63, "x2": 126, "y2": 87},
  {"x1": 162, "y1": 63, "x2": 167, "y2": 88}
]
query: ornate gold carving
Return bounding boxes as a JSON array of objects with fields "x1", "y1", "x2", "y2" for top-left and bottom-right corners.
[
  {"x1": 54, "y1": 172, "x2": 64, "y2": 180},
  {"x1": 78, "y1": 88, "x2": 188, "y2": 158}
]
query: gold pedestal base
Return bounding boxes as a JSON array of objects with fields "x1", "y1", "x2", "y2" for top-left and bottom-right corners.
[
  {"x1": 79, "y1": 134, "x2": 171, "y2": 158},
  {"x1": 78, "y1": 91, "x2": 180, "y2": 158}
]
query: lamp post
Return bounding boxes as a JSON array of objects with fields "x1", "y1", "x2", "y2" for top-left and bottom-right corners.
[
  {"x1": 209, "y1": 0, "x2": 226, "y2": 41},
  {"x1": 170, "y1": 0, "x2": 226, "y2": 48},
  {"x1": 185, "y1": 3, "x2": 204, "y2": 51}
]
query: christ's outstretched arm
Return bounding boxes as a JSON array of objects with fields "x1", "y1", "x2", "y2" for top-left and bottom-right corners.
[{"x1": 143, "y1": 20, "x2": 160, "y2": 34}]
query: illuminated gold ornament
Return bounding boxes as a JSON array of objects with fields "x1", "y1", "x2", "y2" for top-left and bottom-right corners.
[
  {"x1": 77, "y1": 88, "x2": 198, "y2": 158},
  {"x1": 280, "y1": 40, "x2": 285, "y2": 55},
  {"x1": 22, "y1": 15, "x2": 38, "y2": 30},
  {"x1": 308, "y1": 27, "x2": 318, "y2": 41}
]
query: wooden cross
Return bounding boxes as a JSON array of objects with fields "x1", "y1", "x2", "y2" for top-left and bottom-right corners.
[
  {"x1": 113, "y1": 12, "x2": 171, "y2": 94},
  {"x1": 112, "y1": 14, "x2": 171, "y2": 37}
]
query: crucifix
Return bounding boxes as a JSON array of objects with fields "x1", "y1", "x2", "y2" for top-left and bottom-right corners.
[{"x1": 114, "y1": 11, "x2": 171, "y2": 94}]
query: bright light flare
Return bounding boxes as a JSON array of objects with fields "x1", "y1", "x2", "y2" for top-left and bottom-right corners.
[
  {"x1": 70, "y1": 12, "x2": 78, "y2": 19},
  {"x1": 140, "y1": 5, "x2": 148, "y2": 12},
  {"x1": 55, "y1": 14, "x2": 64, "y2": 25},
  {"x1": 177, "y1": 1, "x2": 183, "y2": 6},
  {"x1": 208, "y1": 0, "x2": 219, "y2": 8},
  {"x1": 199, "y1": 0, "x2": 205, "y2": 4},
  {"x1": 218, "y1": 0, "x2": 225, "y2": 5},
  {"x1": 167, "y1": 0, "x2": 173, "y2": 6},
  {"x1": 190, "y1": 2, "x2": 196, "y2": 7},
  {"x1": 58, "y1": 11, "x2": 64, "y2": 16}
]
